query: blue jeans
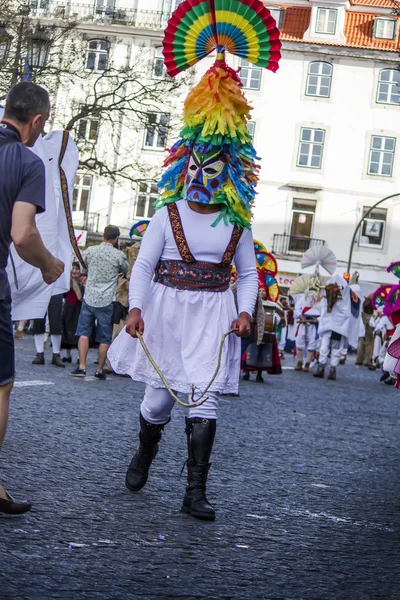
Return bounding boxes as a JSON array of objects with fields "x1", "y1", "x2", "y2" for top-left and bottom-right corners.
[
  {"x1": 75, "y1": 300, "x2": 114, "y2": 345},
  {"x1": 0, "y1": 296, "x2": 15, "y2": 385}
]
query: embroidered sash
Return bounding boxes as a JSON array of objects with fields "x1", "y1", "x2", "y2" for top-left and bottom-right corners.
[{"x1": 153, "y1": 202, "x2": 242, "y2": 292}]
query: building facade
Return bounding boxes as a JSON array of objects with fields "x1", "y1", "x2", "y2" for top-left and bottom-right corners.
[{"x1": 2, "y1": 0, "x2": 399, "y2": 290}]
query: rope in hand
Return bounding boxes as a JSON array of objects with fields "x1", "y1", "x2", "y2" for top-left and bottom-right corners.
[{"x1": 135, "y1": 329, "x2": 236, "y2": 408}]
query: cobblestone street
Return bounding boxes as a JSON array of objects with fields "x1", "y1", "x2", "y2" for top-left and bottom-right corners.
[{"x1": 1, "y1": 337, "x2": 400, "y2": 600}]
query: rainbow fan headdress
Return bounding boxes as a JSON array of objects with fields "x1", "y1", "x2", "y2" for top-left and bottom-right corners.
[{"x1": 156, "y1": 0, "x2": 281, "y2": 229}]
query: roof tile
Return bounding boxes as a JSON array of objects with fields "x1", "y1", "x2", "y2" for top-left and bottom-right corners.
[{"x1": 278, "y1": 6, "x2": 400, "y2": 51}]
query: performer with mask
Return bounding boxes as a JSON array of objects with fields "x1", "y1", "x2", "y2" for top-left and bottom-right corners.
[
  {"x1": 314, "y1": 274, "x2": 350, "y2": 381},
  {"x1": 108, "y1": 0, "x2": 281, "y2": 520}
]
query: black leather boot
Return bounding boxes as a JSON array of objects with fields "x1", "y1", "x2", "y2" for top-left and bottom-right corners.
[
  {"x1": 125, "y1": 413, "x2": 168, "y2": 492},
  {"x1": 181, "y1": 417, "x2": 216, "y2": 521}
]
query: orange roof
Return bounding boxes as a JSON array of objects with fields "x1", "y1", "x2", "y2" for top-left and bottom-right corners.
[
  {"x1": 350, "y1": 0, "x2": 396, "y2": 7},
  {"x1": 279, "y1": 6, "x2": 400, "y2": 51}
]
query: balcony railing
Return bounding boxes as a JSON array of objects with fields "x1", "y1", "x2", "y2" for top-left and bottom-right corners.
[
  {"x1": 272, "y1": 234, "x2": 325, "y2": 256},
  {"x1": 27, "y1": 1, "x2": 171, "y2": 28},
  {"x1": 82, "y1": 211, "x2": 100, "y2": 232}
]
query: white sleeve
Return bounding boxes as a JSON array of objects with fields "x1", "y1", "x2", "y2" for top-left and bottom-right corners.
[
  {"x1": 128, "y1": 213, "x2": 165, "y2": 310},
  {"x1": 234, "y1": 228, "x2": 258, "y2": 317}
]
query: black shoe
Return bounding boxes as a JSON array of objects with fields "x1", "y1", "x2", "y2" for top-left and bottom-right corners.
[
  {"x1": 62, "y1": 356, "x2": 72, "y2": 363},
  {"x1": 0, "y1": 490, "x2": 32, "y2": 515},
  {"x1": 32, "y1": 352, "x2": 45, "y2": 365},
  {"x1": 181, "y1": 417, "x2": 216, "y2": 521},
  {"x1": 242, "y1": 372, "x2": 250, "y2": 381},
  {"x1": 70, "y1": 367, "x2": 86, "y2": 377},
  {"x1": 94, "y1": 371, "x2": 107, "y2": 380},
  {"x1": 256, "y1": 372, "x2": 264, "y2": 383},
  {"x1": 380, "y1": 371, "x2": 390, "y2": 382},
  {"x1": 125, "y1": 414, "x2": 168, "y2": 492}
]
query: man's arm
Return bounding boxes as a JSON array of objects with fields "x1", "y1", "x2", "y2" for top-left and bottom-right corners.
[
  {"x1": 11, "y1": 201, "x2": 64, "y2": 285},
  {"x1": 119, "y1": 252, "x2": 129, "y2": 277}
]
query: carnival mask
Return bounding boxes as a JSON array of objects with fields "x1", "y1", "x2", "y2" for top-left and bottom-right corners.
[{"x1": 185, "y1": 148, "x2": 228, "y2": 204}]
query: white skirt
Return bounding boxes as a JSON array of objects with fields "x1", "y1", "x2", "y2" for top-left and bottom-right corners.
[{"x1": 108, "y1": 281, "x2": 241, "y2": 394}]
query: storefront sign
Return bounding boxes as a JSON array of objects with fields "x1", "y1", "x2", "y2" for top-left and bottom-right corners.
[{"x1": 276, "y1": 272, "x2": 297, "y2": 288}]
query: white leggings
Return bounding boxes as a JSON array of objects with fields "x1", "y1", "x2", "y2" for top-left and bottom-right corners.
[
  {"x1": 140, "y1": 384, "x2": 219, "y2": 424},
  {"x1": 319, "y1": 331, "x2": 345, "y2": 368}
]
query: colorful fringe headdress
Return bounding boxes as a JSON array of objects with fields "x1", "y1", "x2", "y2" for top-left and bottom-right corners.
[{"x1": 155, "y1": 0, "x2": 281, "y2": 229}]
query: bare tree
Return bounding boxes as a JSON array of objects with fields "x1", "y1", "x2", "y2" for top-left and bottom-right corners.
[{"x1": 0, "y1": 1, "x2": 188, "y2": 188}]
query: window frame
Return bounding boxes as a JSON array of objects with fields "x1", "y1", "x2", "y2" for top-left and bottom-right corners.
[
  {"x1": 77, "y1": 107, "x2": 100, "y2": 143},
  {"x1": 267, "y1": 7, "x2": 284, "y2": 28},
  {"x1": 376, "y1": 69, "x2": 400, "y2": 106},
  {"x1": 305, "y1": 61, "x2": 333, "y2": 98},
  {"x1": 85, "y1": 39, "x2": 110, "y2": 72},
  {"x1": 152, "y1": 46, "x2": 165, "y2": 78},
  {"x1": 358, "y1": 207, "x2": 387, "y2": 249},
  {"x1": 238, "y1": 58, "x2": 262, "y2": 91},
  {"x1": 134, "y1": 182, "x2": 158, "y2": 219},
  {"x1": 297, "y1": 127, "x2": 325, "y2": 170},
  {"x1": 143, "y1": 112, "x2": 170, "y2": 150},
  {"x1": 73, "y1": 174, "x2": 93, "y2": 216},
  {"x1": 367, "y1": 135, "x2": 396, "y2": 177},
  {"x1": 247, "y1": 120, "x2": 256, "y2": 140},
  {"x1": 373, "y1": 18, "x2": 397, "y2": 40},
  {"x1": 315, "y1": 7, "x2": 338, "y2": 35}
]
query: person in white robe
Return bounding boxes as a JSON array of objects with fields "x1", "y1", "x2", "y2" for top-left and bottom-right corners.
[
  {"x1": 314, "y1": 274, "x2": 350, "y2": 381},
  {"x1": 1, "y1": 106, "x2": 79, "y2": 321},
  {"x1": 294, "y1": 295, "x2": 322, "y2": 372}
]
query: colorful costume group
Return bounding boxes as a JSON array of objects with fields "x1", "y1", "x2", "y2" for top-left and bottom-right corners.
[
  {"x1": 290, "y1": 248, "x2": 364, "y2": 381},
  {"x1": 109, "y1": 0, "x2": 281, "y2": 519}
]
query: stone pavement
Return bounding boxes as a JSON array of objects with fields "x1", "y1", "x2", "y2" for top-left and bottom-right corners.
[{"x1": 1, "y1": 337, "x2": 400, "y2": 600}]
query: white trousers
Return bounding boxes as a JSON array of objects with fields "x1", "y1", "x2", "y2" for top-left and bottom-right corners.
[
  {"x1": 373, "y1": 335, "x2": 382, "y2": 361},
  {"x1": 319, "y1": 331, "x2": 345, "y2": 368},
  {"x1": 140, "y1": 384, "x2": 219, "y2": 424},
  {"x1": 278, "y1": 326, "x2": 287, "y2": 351},
  {"x1": 295, "y1": 323, "x2": 319, "y2": 351}
]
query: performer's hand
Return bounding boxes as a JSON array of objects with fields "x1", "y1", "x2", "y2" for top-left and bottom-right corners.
[
  {"x1": 231, "y1": 312, "x2": 251, "y2": 337},
  {"x1": 41, "y1": 257, "x2": 64, "y2": 285},
  {"x1": 126, "y1": 308, "x2": 145, "y2": 338}
]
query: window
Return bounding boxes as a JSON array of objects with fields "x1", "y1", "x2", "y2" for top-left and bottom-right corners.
[
  {"x1": 315, "y1": 8, "x2": 337, "y2": 35},
  {"x1": 289, "y1": 199, "x2": 317, "y2": 253},
  {"x1": 95, "y1": 0, "x2": 114, "y2": 17},
  {"x1": 73, "y1": 174, "x2": 93, "y2": 215},
  {"x1": 86, "y1": 40, "x2": 109, "y2": 71},
  {"x1": 153, "y1": 46, "x2": 164, "y2": 78},
  {"x1": 239, "y1": 59, "x2": 262, "y2": 90},
  {"x1": 247, "y1": 121, "x2": 255, "y2": 139},
  {"x1": 135, "y1": 183, "x2": 157, "y2": 218},
  {"x1": 163, "y1": 0, "x2": 184, "y2": 15},
  {"x1": 77, "y1": 110, "x2": 100, "y2": 142},
  {"x1": 359, "y1": 208, "x2": 387, "y2": 248},
  {"x1": 373, "y1": 18, "x2": 397, "y2": 40},
  {"x1": 268, "y1": 7, "x2": 284, "y2": 28},
  {"x1": 297, "y1": 128, "x2": 325, "y2": 169},
  {"x1": 144, "y1": 113, "x2": 169, "y2": 149},
  {"x1": 306, "y1": 62, "x2": 332, "y2": 97},
  {"x1": 377, "y1": 69, "x2": 400, "y2": 106},
  {"x1": 368, "y1": 136, "x2": 396, "y2": 177}
]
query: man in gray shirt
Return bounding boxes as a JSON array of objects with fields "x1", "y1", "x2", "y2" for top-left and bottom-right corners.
[{"x1": 71, "y1": 225, "x2": 129, "y2": 379}]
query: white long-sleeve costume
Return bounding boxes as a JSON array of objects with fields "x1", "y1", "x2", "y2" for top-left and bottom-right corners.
[
  {"x1": 318, "y1": 274, "x2": 350, "y2": 368},
  {"x1": 294, "y1": 296, "x2": 322, "y2": 352},
  {"x1": 108, "y1": 201, "x2": 258, "y2": 401}
]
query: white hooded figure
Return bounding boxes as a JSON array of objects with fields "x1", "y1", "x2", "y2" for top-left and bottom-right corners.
[
  {"x1": 314, "y1": 274, "x2": 351, "y2": 379},
  {"x1": 0, "y1": 106, "x2": 79, "y2": 320},
  {"x1": 347, "y1": 284, "x2": 364, "y2": 350}
]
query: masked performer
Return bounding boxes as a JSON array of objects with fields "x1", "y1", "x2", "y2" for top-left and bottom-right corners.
[
  {"x1": 108, "y1": 0, "x2": 281, "y2": 520},
  {"x1": 314, "y1": 274, "x2": 350, "y2": 381}
]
